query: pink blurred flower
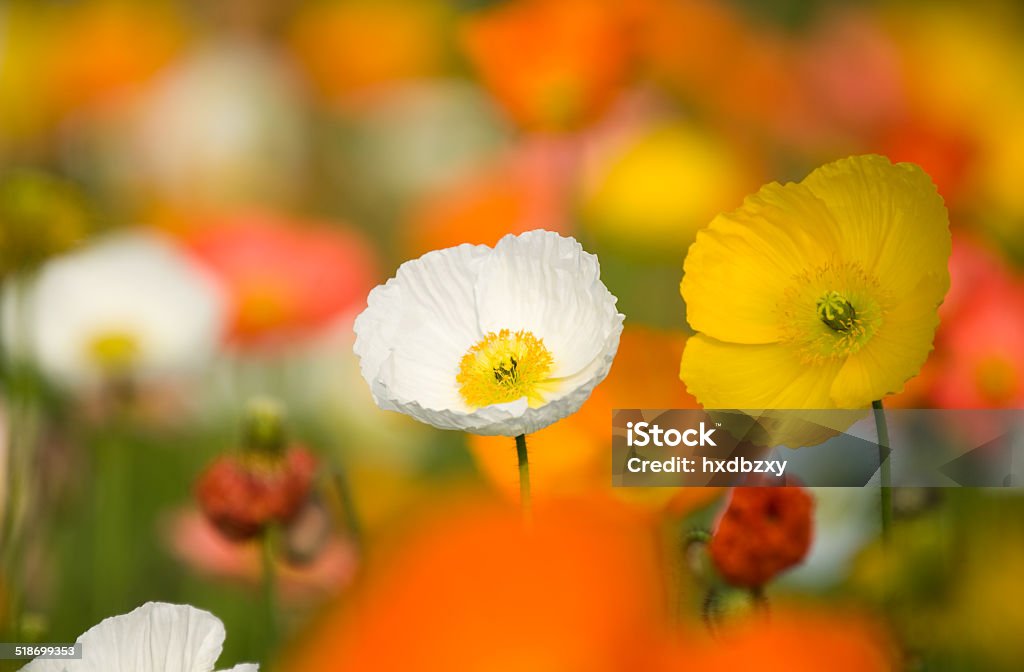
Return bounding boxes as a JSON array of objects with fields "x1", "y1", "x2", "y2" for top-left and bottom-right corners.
[
  {"x1": 941, "y1": 233, "x2": 1016, "y2": 321},
  {"x1": 900, "y1": 234, "x2": 1024, "y2": 409},
  {"x1": 165, "y1": 509, "x2": 357, "y2": 603},
  {"x1": 180, "y1": 212, "x2": 377, "y2": 349},
  {"x1": 934, "y1": 279, "x2": 1024, "y2": 409},
  {"x1": 800, "y1": 9, "x2": 905, "y2": 137}
]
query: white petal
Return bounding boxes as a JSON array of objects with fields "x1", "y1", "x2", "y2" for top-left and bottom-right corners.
[
  {"x1": 219, "y1": 665, "x2": 259, "y2": 672},
  {"x1": 475, "y1": 230, "x2": 622, "y2": 380},
  {"x1": 20, "y1": 602, "x2": 227, "y2": 672},
  {"x1": 354, "y1": 243, "x2": 489, "y2": 412}
]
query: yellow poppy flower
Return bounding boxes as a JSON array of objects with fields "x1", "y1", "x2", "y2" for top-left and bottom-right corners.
[{"x1": 680, "y1": 155, "x2": 950, "y2": 409}]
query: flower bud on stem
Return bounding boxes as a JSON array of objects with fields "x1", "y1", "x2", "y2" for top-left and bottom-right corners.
[{"x1": 243, "y1": 397, "x2": 287, "y2": 458}]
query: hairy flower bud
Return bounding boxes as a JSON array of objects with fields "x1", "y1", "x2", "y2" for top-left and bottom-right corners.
[
  {"x1": 709, "y1": 486, "x2": 814, "y2": 587},
  {"x1": 196, "y1": 447, "x2": 317, "y2": 541}
]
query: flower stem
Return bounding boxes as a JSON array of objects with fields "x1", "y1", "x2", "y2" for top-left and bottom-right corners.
[
  {"x1": 0, "y1": 275, "x2": 36, "y2": 639},
  {"x1": 750, "y1": 585, "x2": 770, "y2": 615},
  {"x1": 261, "y1": 528, "x2": 279, "y2": 650},
  {"x1": 872, "y1": 399, "x2": 892, "y2": 542},
  {"x1": 331, "y1": 465, "x2": 363, "y2": 549},
  {"x1": 515, "y1": 434, "x2": 531, "y2": 523},
  {"x1": 701, "y1": 587, "x2": 719, "y2": 630}
]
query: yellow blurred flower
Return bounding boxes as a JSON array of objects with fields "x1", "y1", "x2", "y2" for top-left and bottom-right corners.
[
  {"x1": 882, "y1": 3, "x2": 1024, "y2": 251},
  {"x1": 0, "y1": 4, "x2": 57, "y2": 146},
  {"x1": 582, "y1": 121, "x2": 756, "y2": 258},
  {"x1": 680, "y1": 155, "x2": 950, "y2": 409}
]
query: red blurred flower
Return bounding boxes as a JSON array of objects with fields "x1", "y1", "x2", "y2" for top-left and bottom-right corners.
[
  {"x1": 709, "y1": 487, "x2": 814, "y2": 588},
  {"x1": 196, "y1": 446, "x2": 317, "y2": 541},
  {"x1": 872, "y1": 119, "x2": 976, "y2": 207},
  {"x1": 461, "y1": 0, "x2": 634, "y2": 132},
  {"x1": 180, "y1": 213, "x2": 377, "y2": 348}
]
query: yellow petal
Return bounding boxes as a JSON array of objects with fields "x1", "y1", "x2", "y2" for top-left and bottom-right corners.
[
  {"x1": 679, "y1": 334, "x2": 842, "y2": 409},
  {"x1": 830, "y1": 272, "x2": 945, "y2": 407},
  {"x1": 802, "y1": 154, "x2": 951, "y2": 299},
  {"x1": 681, "y1": 181, "x2": 841, "y2": 344}
]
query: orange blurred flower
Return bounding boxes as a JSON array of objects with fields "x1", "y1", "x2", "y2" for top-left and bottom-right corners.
[
  {"x1": 630, "y1": 0, "x2": 805, "y2": 139},
  {"x1": 709, "y1": 487, "x2": 814, "y2": 588},
  {"x1": 282, "y1": 497, "x2": 667, "y2": 671},
  {"x1": 180, "y1": 212, "x2": 377, "y2": 349},
  {"x1": 404, "y1": 141, "x2": 573, "y2": 256},
  {"x1": 461, "y1": 0, "x2": 634, "y2": 132},
  {"x1": 664, "y1": 610, "x2": 898, "y2": 671},
  {"x1": 286, "y1": 0, "x2": 447, "y2": 102},
  {"x1": 46, "y1": 2, "x2": 186, "y2": 115}
]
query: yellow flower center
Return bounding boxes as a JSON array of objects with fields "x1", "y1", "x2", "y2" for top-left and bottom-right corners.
[
  {"x1": 87, "y1": 330, "x2": 141, "y2": 372},
  {"x1": 779, "y1": 260, "x2": 887, "y2": 364},
  {"x1": 457, "y1": 329, "x2": 554, "y2": 409},
  {"x1": 816, "y1": 291, "x2": 857, "y2": 333}
]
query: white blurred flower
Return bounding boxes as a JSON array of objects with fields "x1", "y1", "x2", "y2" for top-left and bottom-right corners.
[
  {"x1": 341, "y1": 81, "x2": 509, "y2": 202},
  {"x1": 132, "y1": 41, "x2": 307, "y2": 208},
  {"x1": 15, "y1": 231, "x2": 225, "y2": 387},
  {"x1": 20, "y1": 602, "x2": 257, "y2": 671},
  {"x1": 354, "y1": 230, "x2": 623, "y2": 436}
]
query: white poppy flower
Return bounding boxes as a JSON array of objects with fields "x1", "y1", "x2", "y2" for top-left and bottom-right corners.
[
  {"x1": 354, "y1": 230, "x2": 623, "y2": 436},
  {"x1": 132, "y1": 42, "x2": 308, "y2": 208},
  {"x1": 11, "y1": 231, "x2": 225, "y2": 387},
  {"x1": 20, "y1": 602, "x2": 257, "y2": 671}
]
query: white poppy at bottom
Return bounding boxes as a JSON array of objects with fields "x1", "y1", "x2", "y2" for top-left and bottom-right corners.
[
  {"x1": 19, "y1": 602, "x2": 257, "y2": 671},
  {"x1": 354, "y1": 230, "x2": 624, "y2": 436}
]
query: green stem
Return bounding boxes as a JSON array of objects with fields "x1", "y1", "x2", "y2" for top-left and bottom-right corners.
[
  {"x1": 261, "y1": 529, "x2": 279, "y2": 650},
  {"x1": 515, "y1": 434, "x2": 531, "y2": 523},
  {"x1": 331, "y1": 466, "x2": 363, "y2": 549},
  {"x1": 872, "y1": 399, "x2": 892, "y2": 542},
  {"x1": 701, "y1": 587, "x2": 719, "y2": 631},
  {"x1": 0, "y1": 275, "x2": 34, "y2": 639},
  {"x1": 750, "y1": 585, "x2": 769, "y2": 615}
]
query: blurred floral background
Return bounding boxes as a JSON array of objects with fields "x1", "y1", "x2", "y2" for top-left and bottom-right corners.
[{"x1": 2, "y1": 0, "x2": 1024, "y2": 669}]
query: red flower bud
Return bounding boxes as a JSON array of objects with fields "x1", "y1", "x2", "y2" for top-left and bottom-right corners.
[
  {"x1": 196, "y1": 447, "x2": 317, "y2": 541},
  {"x1": 709, "y1": 486, "x2": 814, "y2": 588}
]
